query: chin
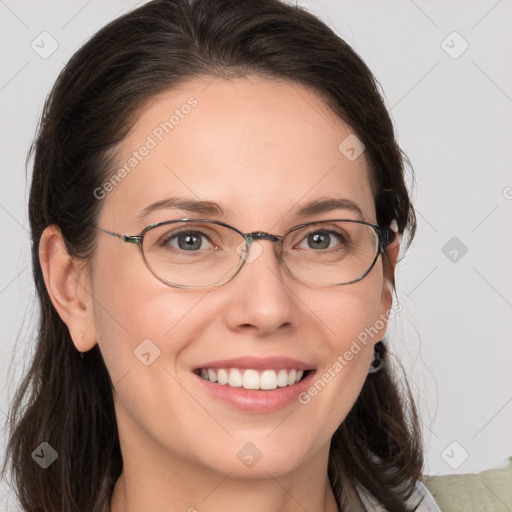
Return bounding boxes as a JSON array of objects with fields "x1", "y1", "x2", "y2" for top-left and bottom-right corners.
[{"x1": 194, "y1": 434, "x2": 316, "y2": 479}]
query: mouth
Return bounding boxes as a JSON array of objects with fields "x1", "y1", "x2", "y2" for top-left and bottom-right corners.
[
  {"x1": 192, "y1": 356, "x2": 317, "y2": 412},
  {"x1": 193, "y1": 367, "x2": 312, "y2": 390}
]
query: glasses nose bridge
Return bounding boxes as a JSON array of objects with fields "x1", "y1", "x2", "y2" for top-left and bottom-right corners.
[
  {"x1": 242, "y1": 231, "x2": 284, "y2": 261},
  {"x1": 245, "y1": 231, "x2": 281, "y2": 244}
]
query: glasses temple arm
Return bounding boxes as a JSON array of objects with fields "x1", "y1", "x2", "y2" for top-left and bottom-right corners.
[
  {"x1": 95, "y1": 227, "x2": 142, "y2": 245},
  {"x1": 379, "y1": 227, "x2": 397, "y2": 249}
]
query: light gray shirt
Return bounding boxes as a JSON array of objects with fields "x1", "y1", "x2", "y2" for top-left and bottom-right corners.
[{"x1": 358, "y1": 481, "x2": 441, "y2": 511}]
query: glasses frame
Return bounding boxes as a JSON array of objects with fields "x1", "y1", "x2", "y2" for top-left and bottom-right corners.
[{"x1": 95, "y1": 218, "x2": 396, "y2": 289}]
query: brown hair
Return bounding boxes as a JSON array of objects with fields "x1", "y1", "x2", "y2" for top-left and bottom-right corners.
[{"x1": 2, "y1": 0, "x2": 422, "y2": 510}]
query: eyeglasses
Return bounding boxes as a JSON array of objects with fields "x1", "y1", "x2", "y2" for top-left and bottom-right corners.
[{"x1": 95, "y1": 218, "x2": 395, "y2": 289}]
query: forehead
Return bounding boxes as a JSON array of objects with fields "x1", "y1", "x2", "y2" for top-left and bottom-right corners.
[{"x1": 99, "y1": 75, "x2": 376, "y2": 231}]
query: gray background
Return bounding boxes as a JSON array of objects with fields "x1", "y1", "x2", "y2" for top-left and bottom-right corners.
[{"x1": 1, "y1": 0, "x2": 511, "y2": 507}]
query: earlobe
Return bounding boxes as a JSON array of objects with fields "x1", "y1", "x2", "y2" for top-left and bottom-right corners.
[{"x1": 39, "y1": 225, "x2": 97, "y2": 352}]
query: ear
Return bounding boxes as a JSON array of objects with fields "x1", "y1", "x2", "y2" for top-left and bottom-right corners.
[
  {"x1": 384, "y1": 229, "x2": 401, "y2": 280},
  {"x1": 39, "y1": 225, "x2": 97, "y2": 352},
  {"x1": 378, "y1": 228, "x2": 401, "y2": 331}
]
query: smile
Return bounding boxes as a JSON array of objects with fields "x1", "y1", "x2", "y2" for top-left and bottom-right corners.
[{"x1": 196, "y1": 368, "x2": 308, "y2": 390}]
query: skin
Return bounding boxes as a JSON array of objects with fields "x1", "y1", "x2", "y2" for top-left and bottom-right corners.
[{"x1": 39, "y1": 75, "x2": 400, "y2": 512}]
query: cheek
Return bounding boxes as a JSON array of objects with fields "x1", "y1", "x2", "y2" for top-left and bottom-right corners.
[
  {"x1": 321, "y1": 262, "x2": 387, "y2": 352},
  {"x1": 89, "y1": 251, "x2": 212, "y2": 448},
  {"x1": 300, "y1": 266, "x2": 387, "y2": 427},
  {"x1": 89, "y1": 245, "x2": 202, "y2": 382}
]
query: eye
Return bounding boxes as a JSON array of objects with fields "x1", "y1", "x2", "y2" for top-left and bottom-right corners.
[
  {"x1": 162, "y1": 230, "x2": 216, "y2": 252},
  {"x1": 296, "y1": 229, "x2": 348, "y2": 250}
]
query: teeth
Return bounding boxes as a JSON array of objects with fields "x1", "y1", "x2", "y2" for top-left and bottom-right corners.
[
  {"x1": 198, "y1": 368, "x2": 305, "y2": 390},
  {"x1": 242, "y1": 369, "x2": 259, "y2": 390},
  {"x1": 277, "y1": 369, "x2": 289, "y2": 387},
  {"x1": 217, "y1": 368, "x2": 229, "y2": 385},
  {"x1": 260, "y1": 370, "x2": 278, "y2": 390},
  {"x1": 228, "y1": 368, "x2": 243, "y2": 387}
]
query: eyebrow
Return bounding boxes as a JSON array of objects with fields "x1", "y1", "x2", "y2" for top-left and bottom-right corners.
[
  {"x1": 137, "y1": 197, "x2": 230, "y2": 221},
  {"x1": 291, "y1": 197, "x2": 364, "y2": 220},
  {"x1": 137, "y1": 196, "x2": 364, "y2": 222}
]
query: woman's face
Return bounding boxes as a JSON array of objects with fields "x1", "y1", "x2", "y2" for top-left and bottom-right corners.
[{"x1": 86, "y1": 76, "x2": 394, "y2": 480}]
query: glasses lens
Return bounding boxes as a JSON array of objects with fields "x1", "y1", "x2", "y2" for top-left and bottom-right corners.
[
  {"x1": 142, "y1": 221, "x2": 245, "y2": 288},
  {"x1": 282, "y1": 221, "x2": 380, "y2": 285},
  {"x1": 141, "y1": 220, "x2": 380, "y2": 288}
]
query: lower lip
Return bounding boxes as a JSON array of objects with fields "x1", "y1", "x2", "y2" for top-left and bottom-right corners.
[{"x1": 194, "y1": 371, "x2": 316, "y2": 413}]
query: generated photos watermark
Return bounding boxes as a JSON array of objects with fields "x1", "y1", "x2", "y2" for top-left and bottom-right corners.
[
  {"x1": 298, "y1": 302, "x2": 402, "y2": 405},
  {"x1": 93, "y1": 96, "x2": 198, "y2": 200}
]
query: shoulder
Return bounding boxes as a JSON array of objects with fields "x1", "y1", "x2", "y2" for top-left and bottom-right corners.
[
  {"x1": 407, "y1": 481, "x2": 442, "y2": 511},
  {"x1": 423, "y1": 459, "x2": 512, "y2": 511}
]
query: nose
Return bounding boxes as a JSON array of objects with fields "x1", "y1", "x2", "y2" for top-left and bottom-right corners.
[{"x1": 222, "y1": 238, "x2": 296, "y2": 336}]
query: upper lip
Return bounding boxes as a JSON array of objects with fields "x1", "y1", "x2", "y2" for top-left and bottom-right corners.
[{"x1": 194, "y1": 356, "x2": 315, "y2": 371}]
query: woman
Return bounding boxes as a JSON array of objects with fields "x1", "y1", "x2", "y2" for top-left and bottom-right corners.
[{"x1": 2, "y1": 0, "x2": 440, "y2": 510}]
